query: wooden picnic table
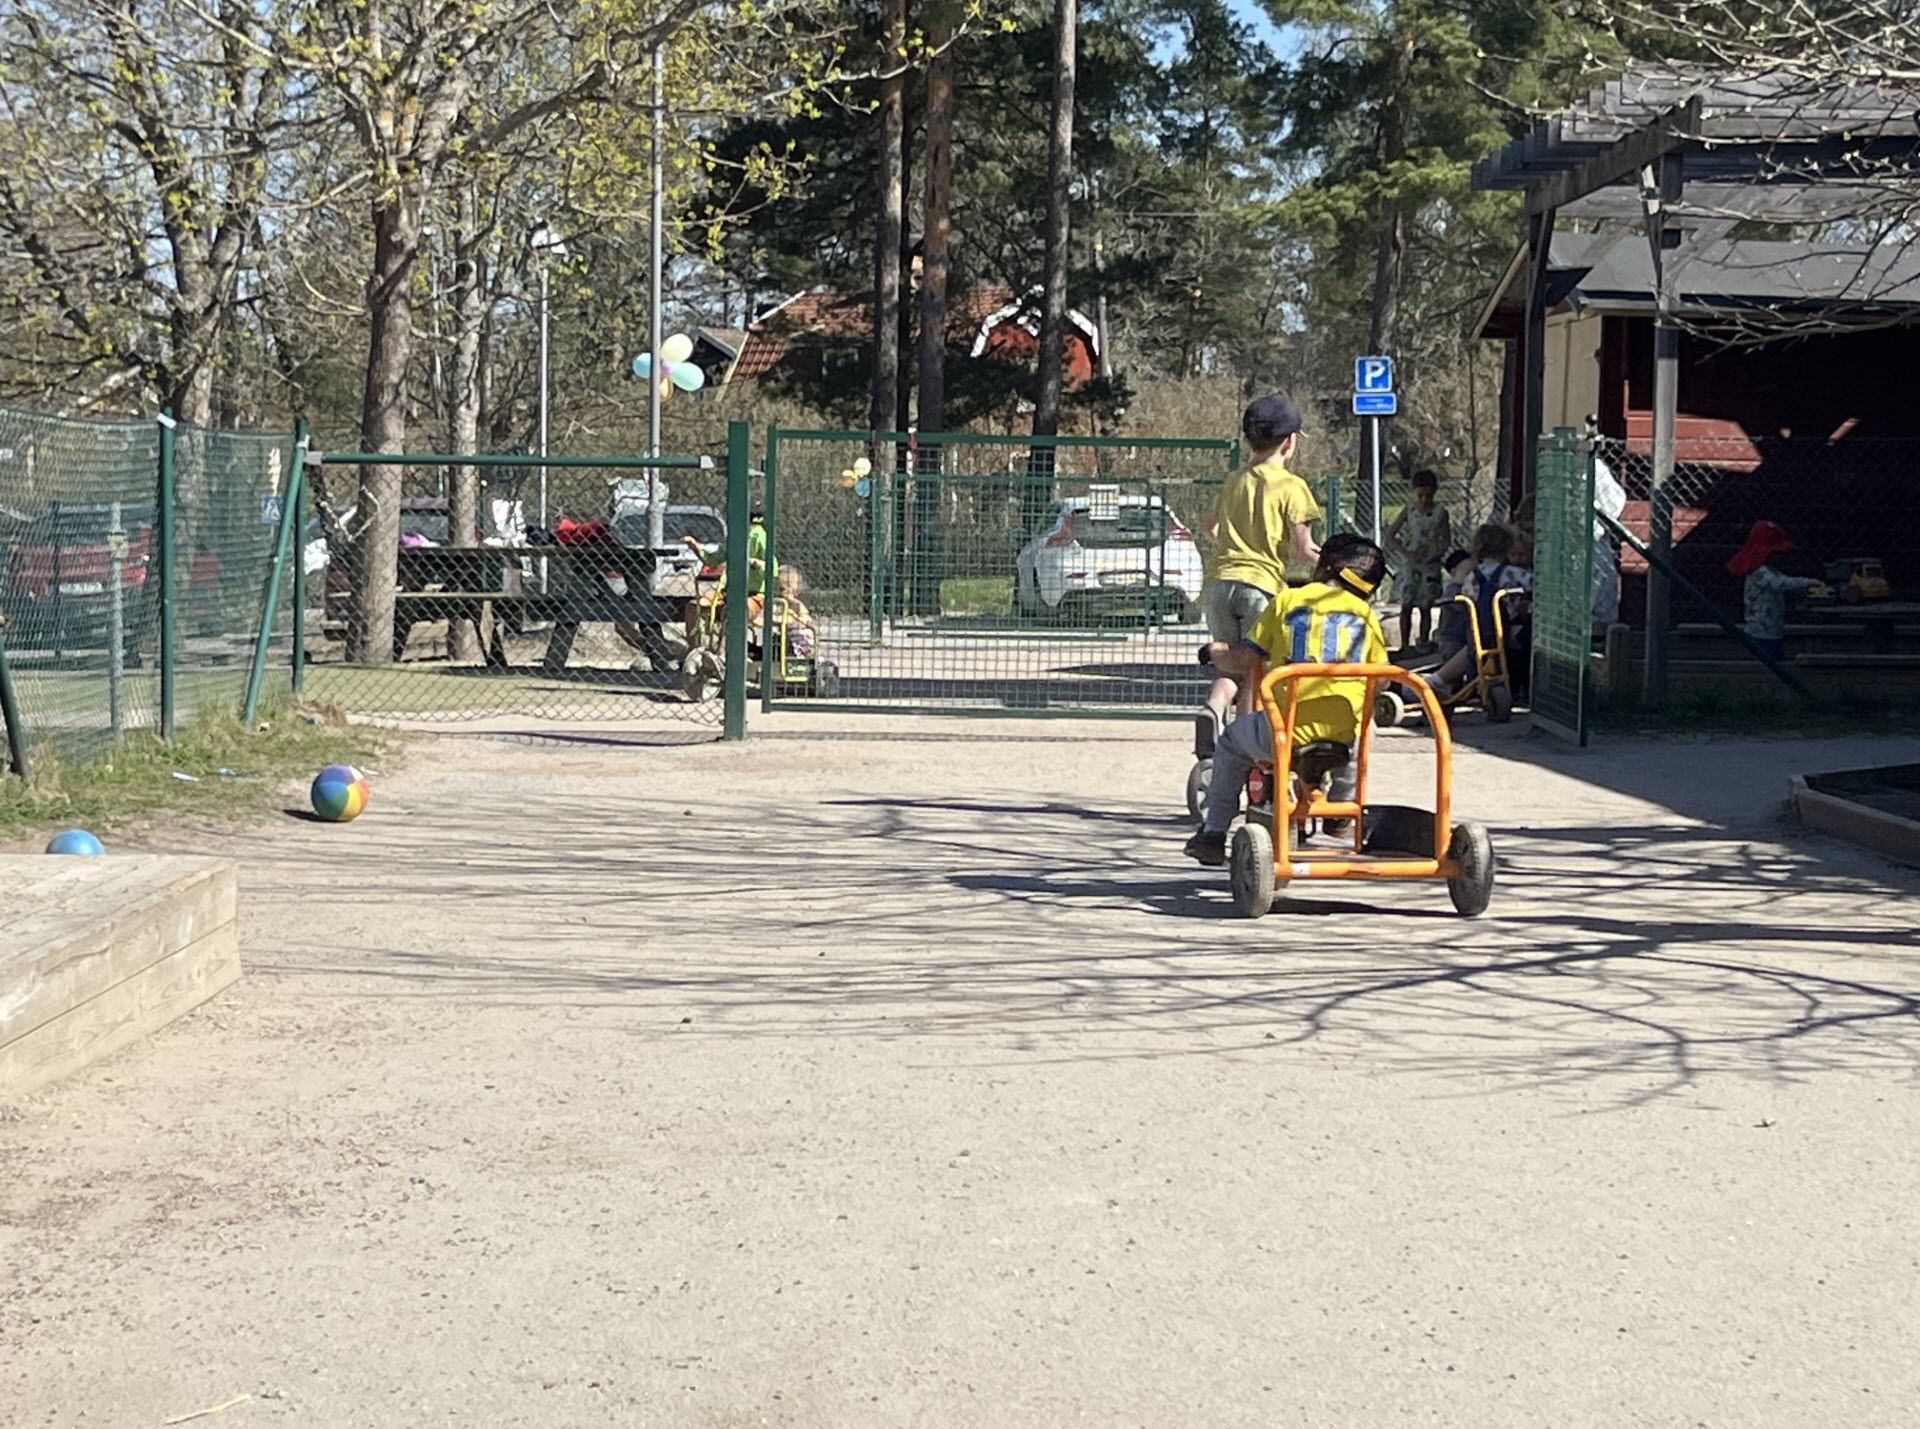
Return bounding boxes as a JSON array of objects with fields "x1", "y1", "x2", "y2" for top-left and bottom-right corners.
[
  {"x1": 1800, "y1": 600, "x2": 1920, "y2": 655},
  {"x1": 391, "y1": 543, "x2": 675, "y2": 670}
]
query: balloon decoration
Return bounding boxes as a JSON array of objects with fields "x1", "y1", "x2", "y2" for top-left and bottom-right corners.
[
  {"x1": 631, "y1": 333, "x2": 706, "y2": 399},
  {"x1": 838, "y1": 456, "x2": 872, "y2": 496}
]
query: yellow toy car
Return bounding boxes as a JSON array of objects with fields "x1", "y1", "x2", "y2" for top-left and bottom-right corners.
[{"x1": 1822, "y1": 557, "x2": 1892, "y2": 604}]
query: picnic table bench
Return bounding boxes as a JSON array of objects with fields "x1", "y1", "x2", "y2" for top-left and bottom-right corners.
[{"x1": 390, "y1": 543, "x2": 676, "y2": 670}]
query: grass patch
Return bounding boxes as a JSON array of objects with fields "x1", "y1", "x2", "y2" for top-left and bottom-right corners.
[
  {"x1": 0, "y1": 698, "x2": 391, "y2": 845},
  {"x1": 940, "y1": 576, "x2": 1014, "y2": 617}
]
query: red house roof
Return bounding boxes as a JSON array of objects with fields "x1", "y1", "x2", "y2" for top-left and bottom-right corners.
[{"x1": 727, "y1": 284, "x2": 1098, "y2": 385}]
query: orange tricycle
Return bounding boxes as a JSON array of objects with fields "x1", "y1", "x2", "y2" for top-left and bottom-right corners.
[{"x1": 1228, "y1": 662, "x2": 1496, "y2": 918}]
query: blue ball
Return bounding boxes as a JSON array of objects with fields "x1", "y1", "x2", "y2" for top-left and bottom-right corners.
[{"x1": 46, "y1": 829, "x2": 104, "y2": 856}]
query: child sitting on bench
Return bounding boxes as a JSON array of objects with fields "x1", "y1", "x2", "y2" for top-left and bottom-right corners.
[{"x1": 1184, "y1": 533, "x2": 1390, "y2": 866}]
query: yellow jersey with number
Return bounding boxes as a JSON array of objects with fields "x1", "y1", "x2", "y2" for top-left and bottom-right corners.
[{"x1": 1243, "y1": 579, "x2": 1387, "y2": 745}]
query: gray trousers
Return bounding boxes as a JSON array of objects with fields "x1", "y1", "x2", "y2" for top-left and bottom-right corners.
[{"x1": 1203, "y1": 711, "x2": 1357, "y2": 834}]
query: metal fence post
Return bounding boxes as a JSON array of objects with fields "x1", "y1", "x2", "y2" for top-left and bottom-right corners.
[
  {"x1": 108, "y1": 499, "x2": 125, "y2": 737},
  {"x1": 291, "y1": 426, "x2": 308, "y2": 695},
  {"x1": 0, "y1": 621, "x2": 29, "y2": 780},
  {"x1": 868, "y1": 457, "x2": 885, "y2": 646},
  {"x1": 761, "y1": 427, "x2": 779, "y2": 715},
  {"x1": 722, "y1": 420, "x2": 750, "y2": 739},
  {"x1": 157, "y1": 410, "x2": 177, "y2": 739},
  {"x1": 242, "y1": 421, "x2": 307, "y2": 726}
]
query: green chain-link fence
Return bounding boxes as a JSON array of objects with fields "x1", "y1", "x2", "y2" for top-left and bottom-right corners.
[
  {"x1": 1320, "y1": 466, "x2": 1502, "y2": 558},
  {"x1": 172, "y1": 419, "x2": 303, "y2": 729},
  {"x1": 0, "y1": 407, "x2": 163, "y2": 763},
  {"x1": 760, "y1": 429, "x2": 1238, "y2": 713},
  {"x1": 1531, "y1": 428, "x2": 1595, "y2": 745},
  {"x1": 296, "y1": 428, "x2": 750, "y2": 735},
  {"x1": 0, "y1": 406, "x2": 299, "y2": 767}
]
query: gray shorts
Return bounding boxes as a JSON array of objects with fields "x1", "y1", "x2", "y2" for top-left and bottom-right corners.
[{"x1": 1201, "y1": 578, "x2": 1273, "y2": 645}]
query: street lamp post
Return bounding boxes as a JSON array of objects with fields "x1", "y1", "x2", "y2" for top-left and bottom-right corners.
[
  {"x1": 531, "y1": 224, "x2": 567, "y2": 590},
  {"x1": 647, "y1": 42, "x2": 666, "y2": 552}
]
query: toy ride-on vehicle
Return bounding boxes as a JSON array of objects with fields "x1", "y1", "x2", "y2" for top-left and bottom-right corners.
[
  {"x1": 1820, "y1": 556, "x2": 1891, "y2": 605},
  {"x1": 1373, "y1": 587, "x2": 1523, "y2": 730},
  {"x1": 1230, "y1": 662, "x2": 1496, "y2": 919},
  {"x1": 682, "y1": 566, "x2": 840, "y2": 702}
]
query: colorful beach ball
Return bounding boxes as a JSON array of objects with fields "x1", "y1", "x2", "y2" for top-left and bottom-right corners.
[
  {"x1": 45, "y1": 829, "x2": 104, "y2": 855},
  {"x1": 310, "y1": 764, "x2": 370, "y2": 823}
]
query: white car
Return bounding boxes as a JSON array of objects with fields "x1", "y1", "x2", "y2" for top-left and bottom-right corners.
[{"x1": 1015, "y1": 491, "x2": 1205, "y2": 619}]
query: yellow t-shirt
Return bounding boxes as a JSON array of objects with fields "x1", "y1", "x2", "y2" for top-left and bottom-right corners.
[
  {"x1": 1208, "y1": 459, "x2": 1322, "y2": 595},
  {"x1": 1243, "y1": 579, "x2": 1388, "y2": 746}
]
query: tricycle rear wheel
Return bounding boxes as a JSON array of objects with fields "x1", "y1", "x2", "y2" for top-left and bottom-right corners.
[
  {"x1": 1229, "y1": 823, "x2": 1276, "y2": 918},
  {"x1": 1185, "y1": 758, "x2": 1212, "y2": 822}
]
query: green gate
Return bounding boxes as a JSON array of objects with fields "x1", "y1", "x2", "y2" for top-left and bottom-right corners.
[
  {"x1": 1531, "y1": 426, "x2": 1596, "y2": 746},
  {"x1": 760, "y1": 429, "x2": 1238, "y2": 714}
]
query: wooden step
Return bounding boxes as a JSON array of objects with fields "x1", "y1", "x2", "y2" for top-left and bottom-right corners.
[{"x1": 0, "y1": 857, "x2": 239, "y2": 1097}]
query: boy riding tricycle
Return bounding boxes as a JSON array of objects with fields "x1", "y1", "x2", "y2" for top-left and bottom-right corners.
[{"x1": 1182, "y1": 533, "x2": 1496, "y2": 918}]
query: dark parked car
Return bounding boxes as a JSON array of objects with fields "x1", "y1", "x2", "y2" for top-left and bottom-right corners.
[{"x1": 2, "y1": 504, "x2": 154, "y2": 652}]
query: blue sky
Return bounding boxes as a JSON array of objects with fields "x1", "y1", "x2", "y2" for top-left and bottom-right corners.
[
  {"x1": 1228, "y1": 0, "x2": 1295, "y2": 54},
  {"x1": 1148, "y1": 0, "x2": 1304, "y2": 63}
]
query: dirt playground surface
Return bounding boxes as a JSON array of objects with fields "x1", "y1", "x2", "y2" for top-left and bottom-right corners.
[{"x1": 4, "y1": 715, "x2": 1919, "y2": 1426}]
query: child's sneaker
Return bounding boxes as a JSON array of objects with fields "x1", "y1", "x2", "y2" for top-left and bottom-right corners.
[{"x1": 1182, "y1": 829, "x2": 1227, "y2": 866}]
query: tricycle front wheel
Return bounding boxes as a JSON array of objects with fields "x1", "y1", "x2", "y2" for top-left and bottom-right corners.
[{"x1": 1446, "y1": 821, "x2": 1496, "y2": 916}]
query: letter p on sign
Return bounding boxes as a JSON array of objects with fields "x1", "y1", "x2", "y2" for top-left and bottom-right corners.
[{"x1": 1355, "y1": 356, "x2": 1393, "y2": 393}]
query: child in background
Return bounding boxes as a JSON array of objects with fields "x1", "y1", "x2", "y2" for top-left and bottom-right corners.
[
  {"x1": 1183, "y1": 533, "x2": 1389, "y2": 867},
  {"x1": 1385, "y1": 469, "x2": 1451, "y2": 653},
  {"x1": 1432, "y1": 548, "x2": 1476, "y2": 672},
  {"x1": 1729, "y1": 520, "x2": 1824, "y2": 661},
  {"x1": 1427, "y1": 524, "x2": 1532, "y2": 697}
]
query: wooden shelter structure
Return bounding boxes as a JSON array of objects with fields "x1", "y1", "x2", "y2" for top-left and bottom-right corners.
[{"x1": 1472, "y1": 68, "x2": 1920, "y2": 696}]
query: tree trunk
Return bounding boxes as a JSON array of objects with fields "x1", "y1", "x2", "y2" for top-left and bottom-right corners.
[
  {"x1": 917, "y1": 7, "x2": 954, "y2": 438},
  {"x1": 1366, "y1": 31, "x2": 1413, "y2": 353},
  {"x1": 447, "y1": 184, "x2": 486, "y2": 662},
  {"x1": 897, "y1": 113, "x2": 915, "y2": 436},
  {"x1": 1028, "y1": 0, "x2": 1076, "y2": 532},
  {"x1": 870, "y1": 0, "x2": 906, "y2": 448},
  {"x1": 349, "y1": 184, "x2": 422, "y2": 664},
  {"x1": 913, "y1": 4, "x2": 954, "y2": 616},
  {"x1": 1361, "y1": 28, "x2": 1414, "y2": 507}
]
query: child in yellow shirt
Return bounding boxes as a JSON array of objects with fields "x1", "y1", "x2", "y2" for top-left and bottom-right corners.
[{"x1": 1185, "y1": 533, "x2": 1389, "y2": 865}]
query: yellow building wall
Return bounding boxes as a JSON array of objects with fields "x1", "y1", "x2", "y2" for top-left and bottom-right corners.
[{"x1": 1542, "y1": 312, "x2": 1603, "y2": 434}]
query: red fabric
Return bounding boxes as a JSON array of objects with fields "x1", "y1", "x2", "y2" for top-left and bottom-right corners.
[
  {"x1": 1727, "y1": 520, "x2": 1794, "y2": 577},
  {"x1": 554, "y1": 518, "x2": 613, "y2": 546}
]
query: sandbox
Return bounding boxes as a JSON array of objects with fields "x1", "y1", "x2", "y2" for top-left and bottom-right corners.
[{"x1": 1790, "y1": 762, "x2": 1920, "y2": 870}]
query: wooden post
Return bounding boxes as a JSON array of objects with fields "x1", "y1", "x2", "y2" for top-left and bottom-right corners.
[
  {"x1": 1643, "y1": 154, "x2": 1683, "y2": 703},
  {"x1": 1519, "y1": 207, "x2": 1555, "y2": 507}
]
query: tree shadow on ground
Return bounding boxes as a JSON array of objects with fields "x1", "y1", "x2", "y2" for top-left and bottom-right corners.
[{"x1": 241, "y1": 775, "x2": 1920, "y2": 1109}]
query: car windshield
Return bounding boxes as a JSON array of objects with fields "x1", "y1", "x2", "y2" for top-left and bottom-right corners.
[
  {"x1": 664, "y1": 511, "x2": 724, "y2": 547},
  {"x1": 1069, "y1": 505, "x2": 1170, "y2": 548}
]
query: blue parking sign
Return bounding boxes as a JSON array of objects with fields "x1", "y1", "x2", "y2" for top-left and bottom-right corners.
[{"x1": 1354, "y1": 356, "x2": 1393, "y2": 393}]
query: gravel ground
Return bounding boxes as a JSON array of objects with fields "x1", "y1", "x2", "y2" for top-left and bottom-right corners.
[{"x1": 3, "y1": 715, "x2": 1919, "y2": 1427}]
